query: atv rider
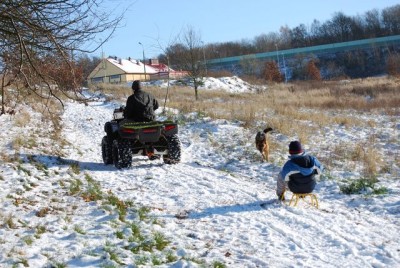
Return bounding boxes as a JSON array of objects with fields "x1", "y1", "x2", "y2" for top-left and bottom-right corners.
[
  {"x1": 124, "y1": 80, "x2": 159, "y2": 122},
  {"x1": 276, "y1": 141, "x2": 323, "y2": 200}
]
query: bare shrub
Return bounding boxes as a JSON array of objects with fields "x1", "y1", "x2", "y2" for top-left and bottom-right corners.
[
  {"x1": 306, "y1": 60, "x2": 322, "y2": 81},
  {"x1": 387, "y1": 53, "x2": 400, "y2": 77},
  {"x1": 362, "y1": 148, "x2": 380, "y2": 177},
  {"x1": 350, "y1": 142, "x2": 382, "y2": 177},
  {"x1": 264, "y1": 61, "x2": 283, "y2": 83},
  {"x1": 14, "y1": 110, "x2": 31, "y2": 127}
]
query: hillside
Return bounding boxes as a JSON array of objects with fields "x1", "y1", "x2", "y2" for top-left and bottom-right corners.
[{"x1": 0, "y1": 78, "x2": 399, "y2": 267}]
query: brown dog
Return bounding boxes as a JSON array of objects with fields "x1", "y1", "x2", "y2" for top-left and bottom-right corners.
[{"x1": 255, "y1": 127, "x2": 273, "y2": 161}]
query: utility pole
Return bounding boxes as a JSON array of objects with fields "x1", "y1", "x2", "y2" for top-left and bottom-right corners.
[
  {"x1": 282, "y1": 52, "x2": 287, "y2": 83},
  {"x1": 138, "y1": 42, "x2": 147, "y2": 81},
  {"x1": 275, "y1": 43, "x2": 280, "y2": 67},
  {"x1": 201, "y1": 41, "x2": 207, "y2": 77},
  {"x1": 101, "y1": 39, "x2": 107, "y2": 83}
]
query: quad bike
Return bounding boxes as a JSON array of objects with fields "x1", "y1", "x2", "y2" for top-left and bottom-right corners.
[{"x1": 101, "y1": 106, "x2": 181, "y2": 168}]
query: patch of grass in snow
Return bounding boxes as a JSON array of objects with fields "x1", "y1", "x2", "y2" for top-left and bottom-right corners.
[
  {"x1": 36, "y1": 207, "x2": 50, "y2": 217},
  {"x1": 50, "y1": 262, "x2": 67, "y2": 268},
  {"x1": 17, "y1": 219, "x2": 28, "y2": 228},
  {"x1": 137, "y1": 206, "x2": 151, "y2": 221},
  {"x1": 128, "y1": 230, "x2": 171, "y2": 255},
  {"x1": 319, "y1": 171, "x2": 335, "y2": 181},
  {"x1": 106, "y1": 191, "x2": 128, "y2": 222},
  {"x1": 14, "y1": 110, "x2": 31, "y2": 127},
  {"x1": 0, "y1": 152, "x2": 19, "y2": 163},
  {"x1": 73, "y1": 224, "x2": 86, "y2": 234},
  {"x1": 69, "y1": 162, "x2": 81, "y2": 174},
  {"x1": 27, "y1": 155, "x2": 49, "y2": 175},
  {"x1": 135, "y1": 255, "x2": 149, "y2": 266},
  {"x1": 22, "y1": 183, "x2": 32, "y2": 191},
  {"x1": 151, "y1": 255, "x2": 162, "y2": 265},
  {"x1": 35, "y1": 225, "x2": 47, "y2": 238},
  {"x1": 69, "y1": 178, "x2": 83, "y2": 195},
  {"x1": 22, "y1": 235, "x2": 34, "y2": 245},
  {"x1": 12, "y1": 135, "x2": 38, "y2": 151},
  {"x1": 52, "y1": 166, "x2": 220, "y2": 266},
  {"x1": 129, "y1": 223, "x2": 145, "y2": 242},
  {"x1": 16, "y1": 164, "x2": 31, "y2": 176},
  {"x1": 14, "y1": 258, "x2": 29, "y2": 267},
  {"x1": 213, "y1": 261, "x2": 227, "y2": 268},
  {"x1": 115, "y1": 230, "x2": 124, "y2": 239},
  {"x1": 104, "y1": 246, "x2": 123, "y2": 265},
  {"x1": 166, "y1": 251, "x2": 178, "y2": 262},
  {"x1": 181, "y1": 256, "x2": 206, "y2": 265},
  {"x1": 153, "y1": 232, "x2": 170, "y2": 251},
  {"x1": 81, "y1": 173, "x2": 103, "y2": 201},
  {"x1": 3, "y1": 213, "x2": 17, "y2": 229},
  {"x1": 340, "y1": 176, "x2": 388, "y2": 195}
]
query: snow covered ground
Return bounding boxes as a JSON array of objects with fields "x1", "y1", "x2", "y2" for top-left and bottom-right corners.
[
  {"x1": 0, "y1": 77, "x2": 399, "y2": 267},
  {"x1": 145, "y1": 76, "x2": 265, "y2": 93}
]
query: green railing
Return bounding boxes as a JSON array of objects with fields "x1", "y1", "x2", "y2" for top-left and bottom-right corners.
[{"x1": 207, "y1": 35, "x2": 400, "y2": 68}]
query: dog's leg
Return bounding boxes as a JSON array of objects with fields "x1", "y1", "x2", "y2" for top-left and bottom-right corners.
[{"x1": 261, "y1": 144, "x2": 269, "y2": 162}]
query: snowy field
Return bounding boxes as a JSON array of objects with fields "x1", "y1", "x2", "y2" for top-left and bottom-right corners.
[{"x1": 0, "y1": 77, "x2": 399, "y2": 267}]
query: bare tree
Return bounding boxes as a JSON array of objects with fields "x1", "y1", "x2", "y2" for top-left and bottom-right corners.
[
  {"x1": 382, "y1": 4, "x2": 400, "y2": 35},
  {"x1": 171, "y1": 25, "x2": 205, "y2": 100},
  {"x1": 152, "y1": 35, "x2": 179, "y2": 113},
  {"x1": 0, "y1": 0, "x2": 123, "y2": 115}
]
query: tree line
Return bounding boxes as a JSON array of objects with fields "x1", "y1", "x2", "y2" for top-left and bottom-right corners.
[{"x1": 165, "y1": 4, "x2": 400, "y2": 61}]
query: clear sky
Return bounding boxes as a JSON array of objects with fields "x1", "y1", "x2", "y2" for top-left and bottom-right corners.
[{"x1": 91, "y1": 0, "x2": 399, "y2": 60}]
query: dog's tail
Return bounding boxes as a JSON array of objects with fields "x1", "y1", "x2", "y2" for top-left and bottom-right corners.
[{"x1": 263, "y1": 127, "x2": 273, "y2": 134}]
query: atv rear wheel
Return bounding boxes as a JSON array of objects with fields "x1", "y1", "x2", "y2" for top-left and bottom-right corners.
[
  {"x1": 163, "y1": 134, "x2": 181, "y2": 164},
  {"x1": 101, "y1": 136, "x2": 113, "y2": 165},
  {"x1": 112, "y1": 139, "x2": 132, "y2": 169}
]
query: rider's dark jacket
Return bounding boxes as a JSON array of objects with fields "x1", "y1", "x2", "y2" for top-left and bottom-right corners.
[{"x1": 124, "y1": 89, "x2": 159, "y2": 122}]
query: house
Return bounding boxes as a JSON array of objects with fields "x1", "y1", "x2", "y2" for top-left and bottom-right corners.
[{"x1": 87, "y1": 57, "x2": 187, "y2": 85}]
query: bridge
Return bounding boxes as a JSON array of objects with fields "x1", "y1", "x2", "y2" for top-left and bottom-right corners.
[{"x1": 206, "y1": 35, "x2": 400, "y2": 72}]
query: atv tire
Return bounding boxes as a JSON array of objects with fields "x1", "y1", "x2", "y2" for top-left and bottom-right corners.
[
  {"x1": 112, "y1": 139, "x2": 132, "y2": 169},
  {"x1": 101, "y1": 136, "x2": 113, "y2": 165},
  {"x1": 163, "y1": 134, "x2": 181, "y2": 164}
]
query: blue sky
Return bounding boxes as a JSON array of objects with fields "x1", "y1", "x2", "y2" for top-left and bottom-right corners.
[{"x1": 91, "y1": 0, "x2": 399, "y2": 60}]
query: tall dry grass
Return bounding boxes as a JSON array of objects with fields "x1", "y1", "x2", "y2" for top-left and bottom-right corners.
[
  {"x1": 91, "y1": 77, "x2": 399, "y2": 171},
  {"x1": 93, "y1": 77, "x2": 400, "y2": 137}
]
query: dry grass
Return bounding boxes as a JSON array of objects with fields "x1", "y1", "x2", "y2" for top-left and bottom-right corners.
[
  {"x1": 93, "y1": 76, "x2": 399, "y2": 138},
  {"x1": 2, "y1": 86, "x2": 70, "y2": 157},
  {"x1": 90, "y1": 77, "x2": 398, "y2": 174},
  {"x1": 13, "y1": 110, "x2": 31, "y2": 127}
]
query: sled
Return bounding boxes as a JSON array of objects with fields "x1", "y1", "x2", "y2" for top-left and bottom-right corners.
[{"x1": 288, "y1": 193, "x2": 319, "y2": 209}]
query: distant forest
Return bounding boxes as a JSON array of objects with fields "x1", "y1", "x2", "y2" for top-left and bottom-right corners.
[{"x1": 187, "y1": 4, "x2": 400, "y2": 60}]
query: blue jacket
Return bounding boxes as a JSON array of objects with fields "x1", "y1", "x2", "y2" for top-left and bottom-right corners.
[{"x1": 279, "y1": 153, "x2": 323, "y2": 194}]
